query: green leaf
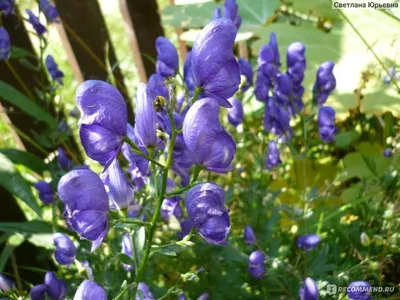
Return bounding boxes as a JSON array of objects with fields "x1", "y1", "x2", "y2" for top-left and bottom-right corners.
[
  {"x1": 0, "y1": 221, "x2": 53, "y2": 234},
  {"x1": 0, "y1": 153, "x2": 42, "y2": 218},
  {"x1": 334, "y1": 130, "x2": 360, "y2": 148},
  {"x1": 151, "y1": 243, "x2": 190, "y2": 257},
  {"x1": 117, "y1": 253, "x2": 135, "y2": 266},
  {"x1": 10, "y1": 46, "x2": 36, "y2": 59},
  {"x1": 0, "y1": 81, "x2": 57, "y2": 127},
  {"x1": 0, "y1": 245, "x2": 12, "y2": 272},
  {"x1": 133, "y1": 227, "x2": 145, "y2": 264},
  {"x1": 0, "y1": 149, "x2": 48, "y2": 174},
  {"x1": 238, "y1": 0, "x2": 280, "y2": 30},
  {"x1": 288, "y1": 0, "x2": 338, "y2": 20}
]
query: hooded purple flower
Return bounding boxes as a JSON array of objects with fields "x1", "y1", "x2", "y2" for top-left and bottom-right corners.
[
  {"x1": 347, "y1": 281, "x2": 371, "y2": 300},
  {"x1": 238, "y1": 58, "x2": 253, "y2": 93},
  {"x1": 134, "y1": 83, "x2": 158, "y2": 147},
  {"x1": 258, "y1": 33, "x2": 280, "y2": 81},
  {"x1": 100, "y1": 159, "x2": 134, "y2": 210},
  {"x1": 0, "y1": 27, "x2": 11, "y2": 60},
  {"x1": 263, "y1": 98, "x2": 292, "y2": 138},
  {"x1": 31, "y1": 272, "x2": 67, "y2": 300},
  {"x1": 213, "y1": 7, "x2": 221, "y2": 19},
  {"x1": 46, "y1": 55, "x2": 64, "y2": 84},
  {"x1": 224, "y1": 0, "x2": 242, "y2": 30},
  {"x1": 26, "y1": 9, "x2": 46, "y2": 35},
  {"x1": 0, "y1": 0, "x2": 13, "y2": 16},
  {"x1": 383, "y1": 148, "x2": 393, "y2": 158},
  {"x1": 34, "y1": 181, "x2": 54, "y2": 204},
  {"x1": 58, "y1": 147, "x2": 71, "y2": 170},
  {"x1": 313, "y1": 61, "x2": 336, "y2": 106},
  {"x1": 156, "y1": 36, "x2": 178, "y2": 78},
  {"x1": 197, "y1": 293, "x2": 210, "y2": 300},
  {"x1": 254, "y1": 70, "x2": 271, "y2": 102},
  {"x1": 45, "y1": 272, "x2": 67, "y2": 300},
  {"x1": 299, "y1": 277, "x2": 319, "y2": 300},
  {"x1": 74, "y1": 280, "x2": 107, "y2": 300},
  {"x1": 30, "y1": 284, "x2": 48, "y2": 300},
  {"x1": 317, "y1": 106, "x2": 336, "y2": 143},
  {"x1": 227, "y1": 98, "x2": 244, "y2": 127},
  {"x1": 53, "y1": 233, "x2": 76, "y2": 266},
  {"x1": 136, "y1": 282, "x2": 155, "y2": 300},
  {"x1": 0, "y1": 273, "x2": 14, "y2": 293},
  {"x1": 244, "y1": 225, "x2": 256, "y2": 246},
  {"x1": 192, "y1": 18, "x2": 240, "y2": 108},
  {"x1": 248, "y1": 250, "x2": 265, "y2": 279},
  {"x1": 148, "y1": 73, "x2": 169, "y2": 102},
  {"x1": 297, "y1": 234, "x2": 321, "y2": 251},
  {"x1": 121, "y1": 233, "x2": 134, "y2": 272},
  {"x1": 58, "y1": 169, "x2": 109, "y2": 252},
  {"x1": 161, "y1": 180, "x2": 183, "y2": 221},
  {"x1": 266, "y1": 141, "x2": 281, "y2": 170},
  {"x1": 76, "y1": 80, "x2": 127, "y2": 167},
  {"x1": 180, "y1": 219, "x2": 193, "y2": 240},
  {"x1": 186, "y1": 182, "x2": 230, "y2": 245},
  {"x1": 179, "y1": 294, "x2": 187, "y2": 300},
  {"x1": 183, "y1": 98, "x2": 236, "y2": 173},
  {"x1": 39, "y1": 0, "x2": 58, "y2": 22},
  {"x1": 184, "y1": 51, "x2": 195, "y2": 96},
  {"x1": 287, "y1": 42, "x2": 306, "y2": 115}
]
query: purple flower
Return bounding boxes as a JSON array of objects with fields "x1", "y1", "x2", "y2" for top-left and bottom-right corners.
[
  {"x1": 184, "y1": 51, "x2": 195, "y2": 96},
  {"x1": 39, "y1": 0, "x2": 58, "y2": 22},
  {"x1": 263, "y1": 98, "x2": 292, "y2": 138},
  {"x1": 317, "y1": 106, "x2": 336, "y2": 143},
  {"x1": 287, "y1": 42, "x2": 306, "y2": 87},
  {"x1": 213, "y1": 7, "x2": 221, "y2": 19},
  {"x1": 180, "y1": 219, "x2": 193, "y2": 240},
  {"x1": 347, "y1": 281, "x2": 371, "y2": 300},
  {"x1": 299, "y1": 277, "x2": 319, "y2": 300},
  {"x1": 274, "y1": 74, "x2": 293, "y2": 106},
  {"x1": 0, "y1": 27, "x2": 11, "y2": 60},
  {"x1": 297, "y1": 234, "x2": 321, "y2": 251},
  {"x1": 31, "y1": 272, "x2": 67, "y2": 300},
  {"x1": 313, "y1": 61, "x2": 336, "y2": 106},
  {"x1": 0, "y1": 0, "x2": 13, "y2": 16},
  {"x1": 58, "y1": 147, "x2": 71, "y2": 170},
  {"x1": 171, "y1": 134, "x2": 194, "y2": 186},
  {"x1": 161, "y1": 181, "x2": 183, "y2": 221},
  {"x1": 238, "y1": 58, "x2": 253, "y2": 93},
  {"x1": 0, "y1": 273, "x2": 14, "y2": 293},
  {"x1": 45, "y1": 272, "x2": 67, "y2": 300},
  {"x1": 46, "y1": 55, "x2": 64, "y2": 84},
  {"x1": 76, "y1": 80, "x2": 127, "y2": 167},
  {"x1": 179, "y1": 294, "x2": 187, "y2": 300},
  {"x1": 121, "y1": 233, "x2": 134, "y2": 272},
  {"x1": 186, "y1": 182, "x2": 230, "y2": 245},
  {"x1": 136, "y1": 282, "x2": 155, "y2": 300},
  {"x1": 183, "y1": 98, "x2": 236, "y2": 173},
  {"x1": 53, "y1": 233, "x2": 76, "y2": 266},
  {"x1": 197, "y1": 293, "x2": 210, "y2": 300},
  {"x1": 227, "y1": 98, "x2": 244, "y2": 127},
  {"x1": 26, "y1": 9, "x2": 46, "y2": 35},
  {"x1": 156, "y1": 36, "x2": 178, "y2": 78},
  {"x1": 224, "y1": 0, "x2": 242, "y2": 30},
  {"x1": 148, "y1": 73, "x2": 169, "y2": 102},
  {"x1": 383, "y1": 148, "x2": 393, "y2": 158},
  {"x1": 266, "y1": 141, "x2": 281, "y2": 170},
  {"x1": 248, "y1": 250, "x2": 265, "y2": 279},
  {"x1": 254, "y1": 70, "x2": 271, "y2": 102},
  {"x1": 30, "y1": 284, "x2": 48, "y2": 300},
  {"x1": 135, "y1": 83, "x2": 158, "y2": 147},
  {"x1": 74, "y1": 280, "x2": 107, "y2": 300},
  {"x1": 258, "y1": 33, "x2": 280, "y2": 81},
  {"x1": 100, "y1": 159, "x2": 134, "y2": 210},
  {"x1": 58, "y1": 169, "x2": 109, "y2": 252},
  {"x1": 192, "y1": 18, "x2": 240, "y2": 108},
  {"x1": 244, "y1": 225, "x2": 256, "y2": 246},
  {"x1": 34, "y1": 181, "x2": 54, "y2": 204}
]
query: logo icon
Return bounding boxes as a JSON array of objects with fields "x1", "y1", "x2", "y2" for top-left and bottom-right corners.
[{"x1": 327, "y1": 284, "x2": 337, "y2": 295}]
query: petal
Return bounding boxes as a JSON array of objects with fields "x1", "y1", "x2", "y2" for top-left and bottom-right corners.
[
  {"x1": 69, "y1": 210, "x2": 108, "y2": 242},
  {"x1": 203, "y1": 131, "x2": 236, "y2": 173},
  {"x1": 74, "y1": 280, "x2": 107, "y2": 300},
  {"x1": 30, "y1": 284, "x2": 48, "y2": 300},
  {"x1": 135, "y1": 83, "x2": 158, "y2": 146},
  {"x1": 156, "y1": 36, "x2": 179, "y2": 77}
]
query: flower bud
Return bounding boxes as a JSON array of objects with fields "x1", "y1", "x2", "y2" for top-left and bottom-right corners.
[
  {"x1": 243, "y1": 225, "x2": 256, "y2": 246},
  {"x1": 360, "y1": 232, "x2": 371, "y2": 247},
  {"x1": 248, "y1": 250, "x2": 265, "y2": 279},
  {"x1": 45, "y1": 272, "x2": 67, "y2": 300},
  {"x1": 26, "y1": 9, "x2": 46, "y2": 35},
  {"x1": 297, "y1": 234, "x2": 321, "y2": 251},
  {"x1": 136, "y1": 282, "x2": 154, "y2": 300},
  {"x1": 347, "y1": 281, "x2": 371, "y2": 300},
  {"x1": 74, "y1": 280, "x2": 107, "y2": 300},
  {"x1": 0, "y1": 273, "x2": 14, "y2": 293},
  {"x1": 34, "y1": 181, "x2": 54, "y2": 204},
  {"x1": 53, "y1": 233, "x2": 76, "y2": 266},
  {"x1": 0, "y1": 27, "x2": 11, "y2": 60},
  {"x1": 299, "y1": 277, "x2": 319, "y2": 300},
  {"x1": 121, "y1": 233, "x2": 134, "y2": 272},
  {"x1": 46, "y1": 55, "x2": 64, "y2": 84}
]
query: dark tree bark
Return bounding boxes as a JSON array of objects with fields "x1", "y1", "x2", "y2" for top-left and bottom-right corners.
[
  {"x1": 53, "y1": 0, "x2": 134, "y2": 121},
  {"x1": 121, "y1": 0, "x2": 165, "y2": 78}
]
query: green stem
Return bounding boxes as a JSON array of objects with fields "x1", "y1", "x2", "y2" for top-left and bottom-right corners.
[
  {"x1": 331, "y1": 2, "x2": 400, "y2": 92},
  {"x1": 123, "y1": 136, "x2": 165, "y2": 169},
  {"x1": 130, "y1": 108, "x2": 178, "y2": 299},
  {"x1": 192, "y1": 86, "x2": 203, "y2": 103},
  {"x1": 165, "y1": 181, "x2": 200, "y2": 197},
  {"x1": 148, "y1": 147, "x2": 158, "y2": 198}
]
